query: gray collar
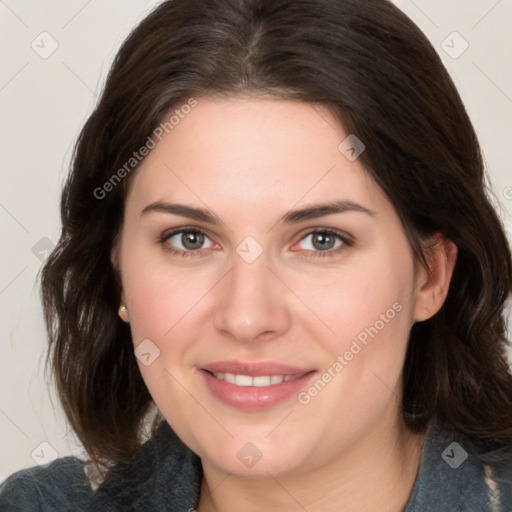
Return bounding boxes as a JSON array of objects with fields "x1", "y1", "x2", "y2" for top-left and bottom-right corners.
[{"x1": 403, "y1": 415, "x2": 512, "y2": 511}]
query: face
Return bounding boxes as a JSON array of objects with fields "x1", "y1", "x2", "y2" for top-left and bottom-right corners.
[{"x1": 115, "y1": 96, "x2": 427, "y2": 478}]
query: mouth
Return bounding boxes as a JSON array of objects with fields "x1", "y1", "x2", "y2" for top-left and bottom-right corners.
[{"x1": 198, "y1": 361, "x2": 316, "y2": 410}]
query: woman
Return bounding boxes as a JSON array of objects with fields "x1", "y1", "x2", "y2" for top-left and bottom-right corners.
[{"x1": 1, "y1": 0, "x2": 512, "y2": 510}]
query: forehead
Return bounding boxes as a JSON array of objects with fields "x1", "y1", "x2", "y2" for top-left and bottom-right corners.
[{"x1": 125, "y1": 96, "x2": 389, "y2": 221}]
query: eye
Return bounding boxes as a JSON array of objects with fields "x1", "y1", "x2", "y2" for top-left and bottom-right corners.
[
  {"x1": 159, "y1": 227, "x2": 352, "y2": 258},
  {"x1": 160, "y1": 228, "x2": 215, "y2": 256},
  {"x1": 295, "y1": 229, "x2": 352, "y2": 257}
]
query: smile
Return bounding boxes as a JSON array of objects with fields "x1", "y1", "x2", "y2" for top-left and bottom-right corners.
[{"x1": 199, "y1": 363, "x2": 316, "y2": 411}]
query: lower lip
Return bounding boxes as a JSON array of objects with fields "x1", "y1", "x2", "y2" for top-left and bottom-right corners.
[{"x1": 199, "y1": 369, "x2": 316, "y2": 411}]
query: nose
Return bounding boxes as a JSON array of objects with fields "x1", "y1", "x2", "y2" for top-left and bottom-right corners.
[{"x1": 213, "y1": 251, "x2": 291, "y2": 344}]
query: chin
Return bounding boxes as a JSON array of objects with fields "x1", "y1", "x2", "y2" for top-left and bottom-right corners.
[{"x1": 195, "y1": 434, "x2": 311, "y2": 478}]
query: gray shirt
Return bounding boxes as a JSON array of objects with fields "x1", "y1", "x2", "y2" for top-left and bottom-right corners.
[{"x1": 1, "y1": 415, "x2": 511, "y2": 511}]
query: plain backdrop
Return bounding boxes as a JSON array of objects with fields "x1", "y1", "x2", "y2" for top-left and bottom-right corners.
[{"x1": 1, "y1": 0, "x2": 511, "y2": 481}]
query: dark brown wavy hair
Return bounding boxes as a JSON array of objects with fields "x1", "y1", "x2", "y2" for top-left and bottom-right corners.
[{"x1": 41, "y1": 0, "x2": 512, "y2": 476}]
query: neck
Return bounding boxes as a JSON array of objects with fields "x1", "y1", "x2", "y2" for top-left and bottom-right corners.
[{"x1": 197, "y1": 415, "x2": 426, "y2": 512}]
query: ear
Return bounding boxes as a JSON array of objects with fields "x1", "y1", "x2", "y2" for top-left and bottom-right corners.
[
  {"x1": 110, "y1": 245, "x2": 119, "y2": 269},
  {"x1": 412, "y1": 234, "x2": 458, "y2": 323},
  {"x1": 111, "y1": 246, "x2": 129, "y2": 323}
]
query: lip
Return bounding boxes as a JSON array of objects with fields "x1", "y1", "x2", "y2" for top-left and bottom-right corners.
[{"x1": 198, "y1": 360, "x2": 316, "y2": 411}]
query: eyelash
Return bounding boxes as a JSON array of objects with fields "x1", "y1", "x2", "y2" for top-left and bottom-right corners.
[{"x1": 159, "y1": 227, "x2": 353, "y2": 259}]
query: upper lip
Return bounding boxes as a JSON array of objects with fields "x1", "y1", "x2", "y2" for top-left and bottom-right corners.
[{"x1": 201, "y1": 360, "x2": 314, "y2": 377}]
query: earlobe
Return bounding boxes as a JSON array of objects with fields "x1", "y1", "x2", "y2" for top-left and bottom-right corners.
[
  {"x1": 412, "y1": 235, "x2": 458, "y2": 323},
  {"x1": 118, "y1": 303, "x2": 130, "y2": 323}
]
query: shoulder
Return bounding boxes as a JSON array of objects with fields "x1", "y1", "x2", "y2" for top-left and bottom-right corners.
[
  {"x1": 0, "y1": 422, "x2": 202, "y2": 512},
  {"x1": 404, "y1": 416, "x2": 512, "y2": 511},
  {"x1": 90, "y1": 421, "x2": 202, "y2": 511},
  {"x1": 0, "y1": 456, "x2": 92, "y2": 511}
]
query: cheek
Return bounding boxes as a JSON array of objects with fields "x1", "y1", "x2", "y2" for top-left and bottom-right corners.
[
  {"x1": 293, "y1": 244, "x2": 416, "y2": 428},
  {"x1": 121, "y1": 244, "x2": 213, "y2": 342},
  {"x1": 294, "y1": 246, "x2": 415, "y2": 355},
  {"x1": 290, "y1": 258, "x2": 415, "y2": 451},
  {"x1": 121, "y1": 255, "x2": 213, "y2": 441}
]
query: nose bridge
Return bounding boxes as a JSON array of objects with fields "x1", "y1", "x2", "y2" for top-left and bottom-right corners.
[{"x1": 213, "y1": 246, "x2": 289, "y2": 342}]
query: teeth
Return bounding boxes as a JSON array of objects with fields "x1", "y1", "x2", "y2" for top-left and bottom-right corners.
[
  {"x1": 211, "y1": 372, "x2": 302, "y2": 387},
  {"x1": 254, "y1": 376, "x2": 273, "y2": 386},
  {"x1": 235, "y1": 374, "x2": 253, "y2": 386},
  {"x1": 224, "y1": 373, "x2": 236, "y2": 384}
]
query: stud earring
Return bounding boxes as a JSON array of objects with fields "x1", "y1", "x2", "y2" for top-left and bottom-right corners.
[{"x1": 119, "y1": 305, "x2": 127, "y2": 314}]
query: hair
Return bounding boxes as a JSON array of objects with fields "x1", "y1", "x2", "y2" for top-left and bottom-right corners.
[{"x1": 41, "y1": 0, "x2": 512, "y2": 477}]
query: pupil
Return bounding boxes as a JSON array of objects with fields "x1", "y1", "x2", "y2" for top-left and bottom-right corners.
[
  {"x1": 183, "y1": 232, "x2": 204, "y2": 250},
  {"x1": 314, "y1": 233, "x2": 333, "y2": 250}
]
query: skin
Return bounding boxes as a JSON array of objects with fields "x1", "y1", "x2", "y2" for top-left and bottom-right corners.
[{"x1": 113, "y1": 96, "x2": 457, "y2": 512}]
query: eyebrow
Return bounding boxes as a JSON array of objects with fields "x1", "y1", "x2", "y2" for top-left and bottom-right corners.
[{"x1": 140, "y1": 200, "x2": 376, "y2": 225}]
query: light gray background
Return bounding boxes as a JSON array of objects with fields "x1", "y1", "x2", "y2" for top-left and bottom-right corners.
[{"x1": 1, "y1": 0, "x2": 511, "y2": 481}]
